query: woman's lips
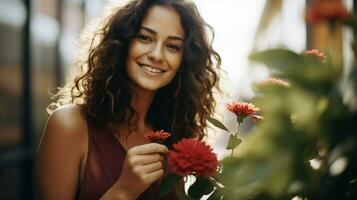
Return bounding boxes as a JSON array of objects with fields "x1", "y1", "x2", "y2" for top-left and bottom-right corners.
[{"x1": 137, "y1": 62, "x2": 167, "y2": 74}]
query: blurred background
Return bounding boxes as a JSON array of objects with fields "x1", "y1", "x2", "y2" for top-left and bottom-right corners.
[{"x1": 0, "y1": 0, "x2": 354, "y2": 199}]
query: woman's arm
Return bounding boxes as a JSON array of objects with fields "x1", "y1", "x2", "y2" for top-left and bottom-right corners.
[{"x1": 37, "y1": 105, "x2": 87, "y2": 200}]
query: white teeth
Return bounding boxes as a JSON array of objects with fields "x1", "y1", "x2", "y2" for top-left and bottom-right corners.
[{"x1": 140, "y1": 64, "x2": 163, "y2": 73}]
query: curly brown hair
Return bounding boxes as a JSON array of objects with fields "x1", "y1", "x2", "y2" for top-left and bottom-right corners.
[{"x1": 48, "y1": 0, "x2": 221, "y2": 145}]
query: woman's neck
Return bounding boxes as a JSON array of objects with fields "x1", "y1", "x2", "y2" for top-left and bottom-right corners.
[{"x1": 130, "y1": 84, "x2": 156, "y2": 132}]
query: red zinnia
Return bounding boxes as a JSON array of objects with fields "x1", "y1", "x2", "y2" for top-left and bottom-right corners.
[
  {"x1": 168, "y1": 138, "x2": 218, "y2": 176},
  {"x1": 258, "y1": 78, "x2": 290, "y2": 87},
  {"x1": 306, "y1": 0, "x2": 350, "y2": 24},
  {"x1": 303, "y1": 49, "x2": 327, "y2": 63},
  {"x1": 144, "y1": 130, "x2": 171, "y2": 142},
  {"x1": 226, "y1": 101, "x2": 259, "y2": 123}
]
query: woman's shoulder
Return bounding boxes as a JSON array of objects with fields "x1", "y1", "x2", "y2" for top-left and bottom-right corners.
[
  {"x1": 45, "y1": 104, "x2": 88, "y2": 145},
  {"x1": 37, "y1": 104, "x2": 89, "y2": 199},
  {"x1": 49, "y1": 104, "x2": 86, "y2": 128}
]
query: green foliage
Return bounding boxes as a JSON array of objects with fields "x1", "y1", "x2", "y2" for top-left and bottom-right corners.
[
  {"x1": 208, "y1": 117, "x2": 231, "y2": 133},
  {"x1": 226, "y1": 135, "x2": 242, "y2": 150},
  {"x1": 188, "y1": 177, "x2": 215, "y2": 199},
  {"x1": 215, "y1": 38, "x2": 357, "y2": 199},
  {"x1": 159, "y1": 173, "x2": 182, "y2": 198},
  {"x1": 171, "y1": 4, "x2": 357, "y2": 200},
  {"x1": 250, "y1": 49, "x2": 341, "y2": 87}
]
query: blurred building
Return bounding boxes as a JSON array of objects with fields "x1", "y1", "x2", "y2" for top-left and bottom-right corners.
[{"x1": 0, "y1": 0, "x2": 86, "y2": 198}]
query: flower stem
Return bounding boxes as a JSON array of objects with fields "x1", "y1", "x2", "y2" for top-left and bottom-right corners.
[
  {"x1": 235, "y1": 122, "x2": 241, "y2": 136},
  {"x1": 231, "y1": 122, "x2": 241, "y2": 157}
]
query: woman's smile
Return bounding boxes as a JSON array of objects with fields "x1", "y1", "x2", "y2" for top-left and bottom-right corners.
[{"x1": 137, "y1": 62, "x2": 167, "y2": 75}]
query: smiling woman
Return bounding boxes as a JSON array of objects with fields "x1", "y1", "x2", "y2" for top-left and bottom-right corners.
[
  {"x1": 126, "y1": 5, "x2": 184, "y2": 91},
  {"x1": 36, "y1": 0, "x2": 221, "y2": 199}
]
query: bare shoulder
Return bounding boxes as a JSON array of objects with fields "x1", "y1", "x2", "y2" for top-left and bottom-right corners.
[
  {"x1": 47, "y1": 104, "x2": 87, "y2": 135},
  {"x1": 37, "y1": 104, "x2": 88, "y2": 199},
  {"x1": 40, "y1": 103, "x2": 88, "y2": 157},
  {"x1": 41, "y1": 104, "x2": 89, "y2": 156}
]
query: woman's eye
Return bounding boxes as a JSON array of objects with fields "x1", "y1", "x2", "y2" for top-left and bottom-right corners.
[
  {"x1": 136, "y1": 34, "x2": 152, "y2": 43},
  {"x1": 167, "y1": 44, "x2": 181, "y2": 52}
]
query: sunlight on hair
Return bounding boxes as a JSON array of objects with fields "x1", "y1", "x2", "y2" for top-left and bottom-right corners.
[{"x1": 73, "y1": 0, "x2": 306, "y2": 159}]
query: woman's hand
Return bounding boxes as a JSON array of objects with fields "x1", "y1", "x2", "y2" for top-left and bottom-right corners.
[{"x1": 112, "y1": 143, "x2": 168, "y2": 200}]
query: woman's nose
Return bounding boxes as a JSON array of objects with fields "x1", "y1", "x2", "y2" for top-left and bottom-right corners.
[{"x1": 147, "y1": 43, "x2": 164, "y2": 62}]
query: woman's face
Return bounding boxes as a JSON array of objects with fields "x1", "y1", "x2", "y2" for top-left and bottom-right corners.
[{"x1": 126, "y1": 5, "x2": 185, "y2": 92}]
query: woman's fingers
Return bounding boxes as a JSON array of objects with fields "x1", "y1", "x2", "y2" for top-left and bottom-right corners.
[
  {"x1": 144, "y1": 169, "x2": 164, "y2": 184},
  {"x1": 128, "y1": 153, "x2": 163, "y2": 165},
  {"x1": 140, "y1": 154, "x2": 163, "y2": 165},
  {"x1": 141, "y1": 161, "x2": 163, "y2": 173},
  {"x1": 124, "y1": 143, "x2": 167, "y2": 185},
  {"x1": 129, "y1": 161, "x2": 164, "y2": 185},
  {"x1": 129, "y1": 143, "x2": 168, "y2": 155},
  {"x1": 115, "y1": 144, "x2": 168, "y2": 198}
]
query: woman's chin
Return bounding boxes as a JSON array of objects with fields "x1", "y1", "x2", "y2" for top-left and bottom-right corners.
[{"x1": 129, "y1": 81, "x2": 163, "y2": 93}]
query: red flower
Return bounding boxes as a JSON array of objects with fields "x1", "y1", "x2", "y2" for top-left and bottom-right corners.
[
  {"x1": 168, "y1": 138, "x2": 218, "y2": 176},
  {"x1": 306, "y1": 0, "x2": 350, "y2": 24},
  {"x1": 303, "y1": 49, "x2": 327, "y2": 63},
  {"x1": 226, "y1": 101, "x2": 259, "y2": 123},
  {"x1": 258, "y1": 78, "x2": 290, "y2": 87},
  {"x1": 144, "y1": 130, "x2": 171, "y2": 142}
]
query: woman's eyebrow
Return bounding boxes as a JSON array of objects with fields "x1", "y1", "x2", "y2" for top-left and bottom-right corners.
[{"x1": 140, "y1": 26, "x2": 184, "y2": 42}]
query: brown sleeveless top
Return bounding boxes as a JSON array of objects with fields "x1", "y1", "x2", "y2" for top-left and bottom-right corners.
[{"x1": 77, "y1": 124, "x2": 178, "y2": 200}]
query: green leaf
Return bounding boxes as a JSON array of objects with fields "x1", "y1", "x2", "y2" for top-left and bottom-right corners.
[
  {"x1": 226, "y1": 135, "x2": 242, "y2": 150},
  {"x1": 249, "y1": 49, "x2": 303, "y2": 73},
  {"x1": 174, "y1": 186, "x2": 188, "y2": 200},
  {"x1": 207, "y1": 189, "x2": 223, "y2": 200},
  {"x1": 188, "y1": 177, "x2": 215, "y2": 199},
  {"x1": 207, "y1": 117, "x2": 231, "y2": 133},
  {"x1": 159, "y1": 173, "x2": 182, "y2": 198}
]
